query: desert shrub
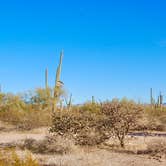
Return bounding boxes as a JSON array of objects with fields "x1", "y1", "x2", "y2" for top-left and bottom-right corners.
[
  {"x1": 135, "y1": 116, "x2": 166, "y2": 131},
  {"x1": 148, "y1": 140, "x2": 166, "y2": 158},
  {"x1": 0, "y1": 150, "x2": 39, "y2": 166},
  {"x1": 29, "y1": 88, "x2": 55, "y2": 112},
  {"x1": 77, "y1": 102, "x2": 101, "y2": 113},
  {"x1": 138, "y1": 139, "x2": 166, "y2": 160},
  {"x1": 135, "y1": 106, "x2": 166, "y2": 131},
  {"x1": 50, "y1": 99, "x2": 142, "y2": 147},
  {"x1": 0, "y1": 108, "x2": 52, "y2": 130},
  {"x1": 101, "y1": 99, "x2": 142, "y2": 147},
  {"x1": 20, "y1": 136, "x2": 76, "y2": 155},
  {"x1": 50, "y1": 109, "x2": 111, "y2": 146},
  {"x1": 0, "y1": 90, "x2": 54, "y2": 130},
  {"x1": 16, "y1": 110, "x2": 52, "y2": 130},
  {"x1": 0, "y1": 93, "x2": 26, "y2": 116}
]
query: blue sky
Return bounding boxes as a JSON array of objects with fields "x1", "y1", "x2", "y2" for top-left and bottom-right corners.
[{"x1": 0, "y1": 0, "x2": 166, "y2": 103}]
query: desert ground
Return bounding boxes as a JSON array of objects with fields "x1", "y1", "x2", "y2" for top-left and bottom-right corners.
[{"x1": 0, "y1": 121, "x2": 166, "y2": 166}]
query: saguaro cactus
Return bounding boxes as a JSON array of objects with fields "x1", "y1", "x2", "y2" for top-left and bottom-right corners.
[
  {"x1": 156, "y1": 92, "x2": 164, "y2": 109},
  {"x1": 65, "y1": 94, "x2": 72, "y2": 111},
  {"x1": 45, "y1": 68, "x2": 48, "y2": 89},
  {"x1": 92, "y1": 96, "x2": 95, "y2": 104},
  {"x1": 157, "y1": 96, "x2": 160, "y2": 106},
  {"x1": 159, "y1": 92, "x2": 163, "y2": 105},
  {"x1": 53, "y1": 51, "x2": 64, "y2": 112},
  {"x1": 54, "y1": 51, "x2": 64, "y2": 98},
  {"x1": 150, "y1": 88, "x2": 153, "y2": 105}
]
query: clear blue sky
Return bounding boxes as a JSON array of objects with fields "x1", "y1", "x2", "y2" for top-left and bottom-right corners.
[{"x1": 0, "y1": 0, "x2": 166, "y2": 103}]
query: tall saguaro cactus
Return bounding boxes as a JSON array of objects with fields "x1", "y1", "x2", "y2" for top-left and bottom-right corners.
[
  {"x1": 92, "y1": 96, "x2": 95, "y2": 104},
  {"x1": 53, "y1": 51, "x2": 64, "y2": 112},
  {"x1": 45, "y1": 68, "x2": 48, "y2": 89},
  {"x1": 150, "y1": 88, "x2": 155, "y2": 106},
  {"x1": 54, "y1": 51, "x2": 64, "y2": 98},
  {"x1": 157, "y1": 92, "x2": 163, "y2": 109},
  {"x1": 150, "y1": 88, "x2": 153, "y2": 105},
  {"x1": 55, "y1": 51, "x2": 63, "y2": 86},
  {"x1": 159, "y1": 92, "x2": 163, "y2": 106}
]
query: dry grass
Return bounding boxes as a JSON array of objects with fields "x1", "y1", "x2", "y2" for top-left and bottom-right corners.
[
  {"x1": 0, "y1": 127, "x2": 166, "y2": 166},
  {"x1": 143, "y1": 139, "x2": 166, "y2": 160},
  {"x1": 35, "y1": 146, "x2": 166, "y2": 166},
  {"x1": 19, "y1": 136, "x2": 77, "y2": 155},
  {"x1": 0, "y1": 149, "x2": 39, "y2": 166}
]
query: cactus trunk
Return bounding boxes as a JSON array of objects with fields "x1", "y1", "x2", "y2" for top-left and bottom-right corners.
[
  {"x1": 53, "y1": 51, "x2": 64, "y2": 112},
  {"x1": 45, "y1": 68, "x2": 48, "y2": 89}
]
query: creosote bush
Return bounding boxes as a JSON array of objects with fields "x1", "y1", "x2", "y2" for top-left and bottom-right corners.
[
  {"x1": 0, "y1": 88, "x2": 61, "y2": 130},
  {"x1": 50, "y1": 108, "x2": 110, "y2": 146},
  {"x1": 134, "y1": 106, "x2": 166, "y2": 131},
  {"x1": 50, "y1": 99, "x2": 142, "y2": 147},
  {"x1": 101, "y1": 99, "x2": 142, "y2": 147}
]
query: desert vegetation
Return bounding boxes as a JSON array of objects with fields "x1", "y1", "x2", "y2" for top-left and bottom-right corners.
[
  {"x1": 0, "y1": 52, "x2": 166, "y2": 165},
  {"x1": 0, "y1": 150, "x2": 39, "y2": 166}
]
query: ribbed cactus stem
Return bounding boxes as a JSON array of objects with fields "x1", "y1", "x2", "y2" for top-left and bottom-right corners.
[
  {"x1": 92, "y1": 96, "x2": 95, "y2": 104},
  {"x1": 65, "y1": 94, "x2": 72, "y2": 111},
  {"x1": 53, "y1": 51, "x2": 64, "y2": 112},
  {"x1": 150, "y1": 88, "x2": 153, "y2": 105},
  {"x1": 55, "y1": 51, "x2": 63, "y2": 87},
  {"x1": 159, "y1": 92, "x2": 163, "y2": 105},
  {"x1": 68, "y1": 94, "x2": 72, "y2": 108},
  {"x1": 157, "y1": 96, "x2": 160, "y2": 106},
  {"x1": 54, "y1": 51, "x2": 64, "y2": 98},
  {"x1": 45, "y1": 68, "x2": 48, "y2": 89}
]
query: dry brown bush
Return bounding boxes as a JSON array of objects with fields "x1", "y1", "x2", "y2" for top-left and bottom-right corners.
[
  {"x1": 135, "y1": 116, "x2": 166, "y2": 131},
  {"x1": 50, "y1": 99, "x2": 142, "y2": 147},
  {"x1": 134, "y1": 106, "x2": 166, "y2": 132},
  {"x1": 138, "y1": 139, "x2": 166, "y2": 160},
  {"x1": 50, "y1": 109, "x2": 111, "y2": 146},
  {"x1": 20, "y1": 136, "x2": 76, "y2": 155},
  {"x1": 101, "y1": 99, "x2": 142, "y2": 147}
]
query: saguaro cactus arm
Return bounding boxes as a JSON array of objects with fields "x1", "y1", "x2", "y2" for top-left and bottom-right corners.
[
  {"x1": 55, "y1": 50, "x2": 64, "y2": 88},
  {"x1": 53, "y1": 51, "x2": 64, "y2": 112},
  {"x1": 65, "y1": 94, "x2": 72, "y2": 111}
]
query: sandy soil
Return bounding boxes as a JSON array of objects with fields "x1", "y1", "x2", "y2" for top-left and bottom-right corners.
[{"x1": 0, "y1": 122, "x2": 166, "y2": 166}]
